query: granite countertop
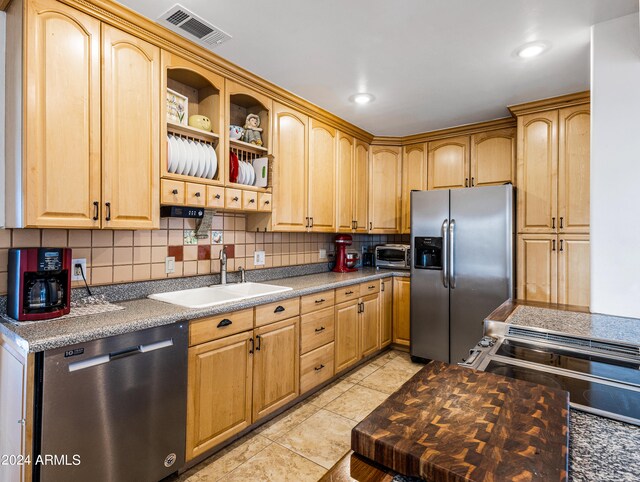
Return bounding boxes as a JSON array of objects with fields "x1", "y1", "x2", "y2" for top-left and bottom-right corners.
[
  {"x1": 0, "y1": 268, "x2": 409, "y2": 353},
  {"x1": 486, "y1": 300, "x2": 640, "y2": 347}
]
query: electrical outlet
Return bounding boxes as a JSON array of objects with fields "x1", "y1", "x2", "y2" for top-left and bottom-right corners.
[
  {"x1": 254, "y1": 250, "x2": 265, "y2": 266},
  {"x1": 165, "y1": 256, "x2": 175, "y2": 274},
  {"x1": 319, "y1": 249, "x2": 327, "y2": 259},
  {"x1": 71, "y1": 258, "x2": 87, "y2": 281}
]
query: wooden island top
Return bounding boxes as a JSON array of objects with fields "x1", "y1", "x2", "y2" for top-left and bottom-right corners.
[{"x1": 347, "y1": 361, "x2": 570, "y2": 482}]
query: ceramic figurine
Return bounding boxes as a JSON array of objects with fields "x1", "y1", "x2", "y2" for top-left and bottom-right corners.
[{"x1": 241, "y1": 114, "x2": 263, "y2": 146}]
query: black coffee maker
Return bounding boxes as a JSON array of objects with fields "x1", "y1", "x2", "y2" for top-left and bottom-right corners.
[{"x1": 7, "y1": 248, "x2": 72, "y2": 321}]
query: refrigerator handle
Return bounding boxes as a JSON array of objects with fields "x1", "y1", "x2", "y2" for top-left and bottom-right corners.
[
  {"x1": 441, "y1": 219, "x2": 449, "y2": 288},
  {"x1": 449, "y1": 219, "x2": 456, "y2": 289}
]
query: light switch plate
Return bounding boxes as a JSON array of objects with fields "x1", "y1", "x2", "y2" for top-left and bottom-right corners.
[
  {"x1": 165, "y1": 256, "x2": 175, "y2": 274},
  {"x1": 254, "y1": 250, "x2": 265, "y2": 266},
  {"x1": 71, "y1": 258, "x2": 87, "y2": 281},
  {"x1": 319, "y1": 249, "x2": 327, "y2": 259}
]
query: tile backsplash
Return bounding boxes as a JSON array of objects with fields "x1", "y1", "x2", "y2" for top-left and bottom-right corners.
[{"x1": 0, "y1": 213, "x2": 407, "y2": 295}]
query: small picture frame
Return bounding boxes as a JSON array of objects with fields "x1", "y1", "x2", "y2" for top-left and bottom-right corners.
[{"x1": 166, "y1": 88, "x2": 188, "y2": 126}]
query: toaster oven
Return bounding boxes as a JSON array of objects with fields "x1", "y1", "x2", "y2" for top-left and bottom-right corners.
[{"x1": 375, "y1": 244, "x2": 411, "y2": 270}]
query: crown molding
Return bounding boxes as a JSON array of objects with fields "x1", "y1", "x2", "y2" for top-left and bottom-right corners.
[{"x1": 508, "y1": 91, "x2": 590, "y2": 116}]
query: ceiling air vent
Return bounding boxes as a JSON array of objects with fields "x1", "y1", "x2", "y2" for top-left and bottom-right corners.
[{"x1": 158, "y1": 4, "x2": 231, "y2": 48}]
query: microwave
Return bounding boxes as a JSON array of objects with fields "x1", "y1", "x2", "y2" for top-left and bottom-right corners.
[{"x1": 375, "y1": 244, "x2": 411, "y2": 270}]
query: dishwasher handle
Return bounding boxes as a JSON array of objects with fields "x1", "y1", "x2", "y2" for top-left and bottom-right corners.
[{"x1": 68, "y1": 338, "x2": 174, "y2": 372}]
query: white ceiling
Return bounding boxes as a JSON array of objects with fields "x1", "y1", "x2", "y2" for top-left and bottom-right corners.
[{"x1": 119, "y1": 0, "x2": 638, "y2": 136}]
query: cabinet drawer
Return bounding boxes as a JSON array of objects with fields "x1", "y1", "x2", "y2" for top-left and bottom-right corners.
[
  {"x1": 301, "y1": 290, "x2": 335, "y2": 314},
  {"x1": 335, "y1": 284, "x2": 361, "y2": 303},
  {"x1": 300, "y1": 342, "x2": 334, "y2": 394},
  {"x1": 360, "y1": 279, "x2": 380, "y2": 295},
  {"x1": 185, "y1": 182, "x2": 206, "y2": 207},
  {"x1": 161, "y1": 179, "x2": 185, "y2": 205},
  {"x1": 242, "y1": 191, "x2": 258, "y2": 211},
  {"x1": 206, "y1": 185, "x2": 225, "y2": 209},
  {"x1": 300, "y1": 307, "x2": 335, "y2": 354},
  {"x1": 255, "y1": 297, "x2": 300, "y2": 327},
  {"x1": 225, "y1": 188, "x2": 242, "y2": 210},
  {"x1": 189, "y1": 308, "x2": 254, "y2": 346},
  {"x1": 258, "y1": 193, "x2": 272, "y2": 212}
]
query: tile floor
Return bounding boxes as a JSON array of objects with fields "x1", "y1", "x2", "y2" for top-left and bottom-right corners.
[{"x1": 173, "y1": 349, "x2": 425, "y2": 482}]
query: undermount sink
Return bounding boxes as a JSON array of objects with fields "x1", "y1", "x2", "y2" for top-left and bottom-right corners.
[{"x1": 148, "y1": 282, "x2": 293, "y2": 309}]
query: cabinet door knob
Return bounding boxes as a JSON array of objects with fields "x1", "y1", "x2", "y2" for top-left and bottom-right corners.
[
  {"x1": 249, "y1": 199, "x2": 255, "y2": 203},
  {"x1": 172, "y1": 189, "x2": 178, "y2": 195},
  {"x1": 265, "y1": 200, "x2": 270, "y2": 204},
  {"x1": 105, "y1": 202, "x2": 111, "y2": 221},
  {"x1": 215, "y1": 194, "x2": 221, "y2": 199},
  {"x1": 195, "y1": 192, "x2": 201, "y2": 197},
  {"x1": 93, "y1": 201, "x2": 99, "y2": 221}
]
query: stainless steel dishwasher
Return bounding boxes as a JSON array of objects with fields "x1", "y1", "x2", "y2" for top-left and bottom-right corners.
[{"x1": 37, "y1": 322, "x2": 187, "y2": 482}]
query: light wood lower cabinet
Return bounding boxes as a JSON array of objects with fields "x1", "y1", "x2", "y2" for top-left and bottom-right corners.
[
  {"x1": 334, "y1": 300, "x2": 360, "y2": 373},
  {"x1": 186, "y1": 331, "x2": 253, "y2": 460},
  {"x1": 300, "y1": 342, "x2": 334, "y2": 393},
  {"x1": 558, "y1": 235, "x2": 590, "y2": 307},
  {"x1": 379, "y1": 279, "x2": 393, "y2": 348},
  {"x1": 393, "y1": 278, "x2": 411, "y2": 346},
  {"x1": 252, "y1": 317, "x2": 300, "y2": 421},
  {"x1": 518, "y1": 233, "x2": 590, "y2": 307},
  {"x1": 360, "y1": 294, "x2": 380, "y2": 358}
]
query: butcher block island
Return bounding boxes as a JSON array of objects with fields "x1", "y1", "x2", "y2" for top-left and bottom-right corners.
[{"x1": 350, "y1": 361, "x2": 570, "y2": 482}]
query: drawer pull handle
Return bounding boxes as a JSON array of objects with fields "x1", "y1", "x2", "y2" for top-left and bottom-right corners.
[
  {"x1": 368, "y1": 285, "x2": 375, "y2": 289},
  {"x1": 265, "y1": 200, "x2": 270, "y2": 205},
  {"x1": 217, "y1": 318, "x2": 232, "y2": 328},
  {"x1": 315, "y1": 298, "x2": 325, "y2": 304},
  {"x1": 274, "y1": 305, "x2": 285, "y2": 313},
  {"x1": 215, "y1": 194, "x2": 221, "y2": 199},
  {"x1": 195, "y1": 192, "x2": 201, "y2": 197},
  {"x1": 172, "y1": 189, "x2": 178, "y2": 195},
  {"x1": 314, "y1": 364, "x2": 325, "y2": 371},
  {"x1": 315, "y1": 326, "x2": 325, "y2": 333},
  {"x1": 345, "y1": 290, "x2": 354, "y2": 295},
  {"x1": 249, "y1": 199, "x2": 255, "y2": 203},
  {"x1": 233, "y1": 196, "x2": 239, "y2": 202}
]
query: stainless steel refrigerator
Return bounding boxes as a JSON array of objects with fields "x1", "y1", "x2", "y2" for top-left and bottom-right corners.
[{"x1": 410, "y1": 185, "x2": 514, "y2": 363}]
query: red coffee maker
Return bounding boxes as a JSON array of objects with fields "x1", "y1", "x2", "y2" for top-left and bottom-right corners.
[{"x1": 333, "y1": 235, "x2": 359, "y2": 273}]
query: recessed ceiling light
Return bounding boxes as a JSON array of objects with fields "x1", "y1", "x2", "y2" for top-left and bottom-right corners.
[
  {"x1": 350, "y1": 93, "x2": 375, "y2": 104},
  {"x1": 516, "y1": 42, "x2": 549, "y2": 59}
]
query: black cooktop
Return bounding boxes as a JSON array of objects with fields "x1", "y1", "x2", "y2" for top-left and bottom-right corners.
[
  {"x1": 485, "y1": 360, "x2": 640, "y2": 424},
  {"x1": 495, "y1": 338, "x2": 640, "y2": 387}
]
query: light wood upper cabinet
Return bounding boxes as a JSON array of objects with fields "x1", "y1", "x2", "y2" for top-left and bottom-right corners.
[
  {"x1": 427, "y1": 136, "x2": 469, "y2": 190},
  {"x1": 353, "y1": 140, "x2": 369, "y2": 233},
  {"x1": 470, "y1": 128, "x2": 516, "y2": 187},
  {"x1": 517, "y1": 111, "x2": 559, "y2": 233},
  {"x1": 24, "y1": 0, "x2": 101, "y2": 228},
  {"x1": 308, "y1": 119, "x2": 337, "y2": 232},
  {"x1": 334, "y1": 300, "x2": 360, "y2": 373},
  {"x1": 102, "y1": 25, "x2": 159, "y2": 229},
  {"x1": 379, "y1": 279, "x2": 393, "y2": 348},
  {"x1": 271, "y1": 102, "x2": 309, "y2": 232},
  {"x1": 369, "y1": 146, "x2": 401, "y2": 233},
  {"x1": 252, "y1": 317, "x2": 299, "y2": 421},
  {"x1": 517, "y1": 234, "x2": 558, "y2": 303},
  {"x1": 186, "y1": 331, "x2": 253, "y2": 460},
  {"x1": 558, "y1": 235, "x2": 590, "y2": 307},
  {"x1": 336, "y1": 133, "x2": 355, "y2": 232},
  {"x1": 558, "y1": 106, "x2": 590, "y2": 234},
  {"x1": 401, "y1": 143, "x2": 427, "y2": 233},
  {"x1": 360, "y1": 294, "x2": 380, "y2": 358},
  {"x1": 393, "y1": 277, "x2": 410, "y2": 346}
]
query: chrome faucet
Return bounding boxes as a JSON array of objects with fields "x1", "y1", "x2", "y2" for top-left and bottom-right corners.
[
  {"x1": 220, "y1": 246, "x2": 227, "y2": 285},
  {"x1": 238, "y1": 266, "x2": 246, "y2": 283}
]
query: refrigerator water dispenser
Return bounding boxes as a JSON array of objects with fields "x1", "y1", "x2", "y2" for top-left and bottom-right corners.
[{"x1": 414, "y1": 237, "x2": 442, "y2": 270}]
